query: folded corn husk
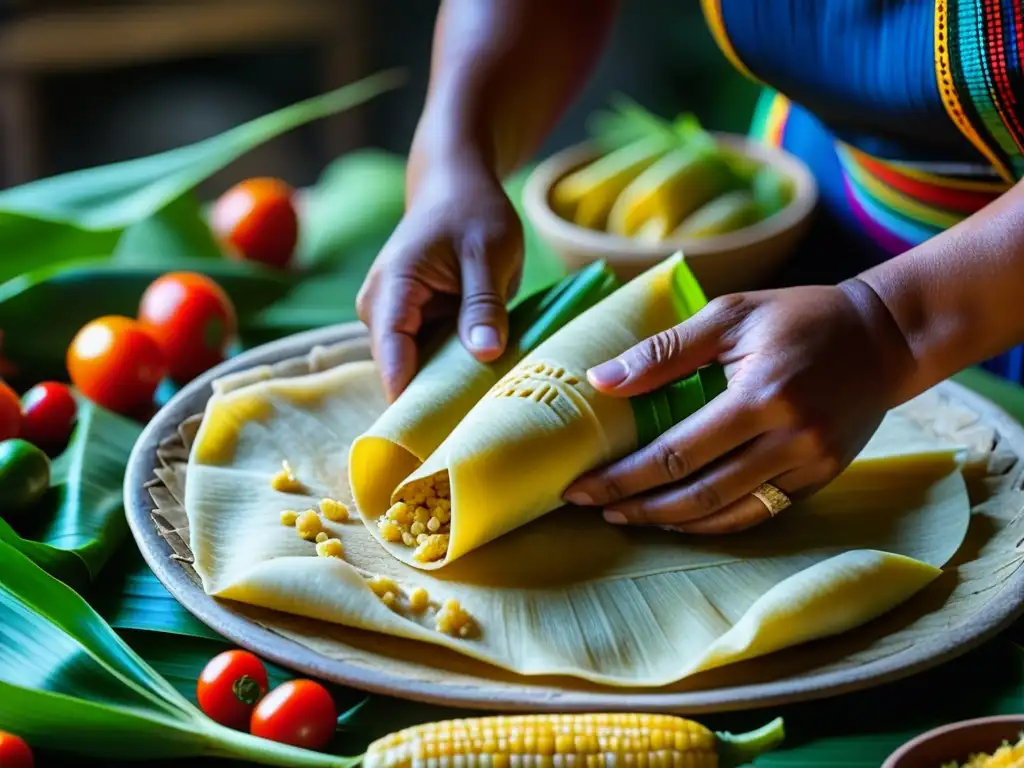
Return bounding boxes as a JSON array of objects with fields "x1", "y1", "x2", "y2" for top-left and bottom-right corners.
[
  {"x1": 352, "y1": 256, "x2": 684, "y2": 570},
  {"x1": 184, "y1": 351, "x2": 971, "y2": 686}
]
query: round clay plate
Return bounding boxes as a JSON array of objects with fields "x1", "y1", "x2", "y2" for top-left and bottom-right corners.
[{"x1": 124, "y1": 323, "x2": 1024, "y2": 713}]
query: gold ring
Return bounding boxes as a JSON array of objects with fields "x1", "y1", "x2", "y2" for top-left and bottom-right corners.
[{"x1": 751, "y1": 482, "x2": 792, "y2": 517}]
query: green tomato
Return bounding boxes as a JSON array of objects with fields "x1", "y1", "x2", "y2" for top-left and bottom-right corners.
[{"x1": 0, "y1": 439, "x2": 51, "y2": 520}]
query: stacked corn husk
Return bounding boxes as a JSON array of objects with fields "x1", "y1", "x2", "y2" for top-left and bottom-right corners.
[{"x1": 550, "y1": 99, "x2": 793, "y2": 242}]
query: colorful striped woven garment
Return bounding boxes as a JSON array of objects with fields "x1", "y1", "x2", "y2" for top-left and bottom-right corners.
[
  {"x1": 707, "y1": 0, "x2": 1023, "y2": 257},
  {"x1": 701, "y1": 0, "x2": 1024, "y2": 380}
]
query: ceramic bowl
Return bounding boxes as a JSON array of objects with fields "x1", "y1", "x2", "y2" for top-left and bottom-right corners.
[
  {"x1": 521, "y1": 135, "x2": 818, "y2": 297},
  {"x1": 882, "y1": 715, "x2": 1024, "y2": 767}
]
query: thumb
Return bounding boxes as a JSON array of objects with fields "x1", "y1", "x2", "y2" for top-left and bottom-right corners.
[
  {"x1": 587, "y1": 302, "x2": 737, "y2": 397},
  {"x1": 457, "y1": 248, "x2": 511, "y2": 364}
]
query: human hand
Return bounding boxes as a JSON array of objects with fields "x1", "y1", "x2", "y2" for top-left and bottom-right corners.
[
  {"x1": 357, "y1": 160, "x2": 524, "y2": 401},
  {"x1": 563, "y1": 280, "x2": 916, "y2": 533}
]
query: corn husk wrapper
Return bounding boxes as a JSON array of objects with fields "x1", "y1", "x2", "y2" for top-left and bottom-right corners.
[
  {"x1": 185, "y1": 344, "x2": 972, "y2": 686},
  {"x1": 351, "y1": 255, "x2": 701, "y2": 570}
]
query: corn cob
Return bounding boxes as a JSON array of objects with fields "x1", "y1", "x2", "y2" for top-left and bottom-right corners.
[
  {"x1": 550, "y1": 135, "x2": 674, "y2": 229},
  {"x1": 605, "y1": 145, "x2": 739, "y2": 238},
  {"x1": 670, "y1": 190, "x2": 762, "y2": 240},
  {"x1": 363, "y1": 714, "x2": 785, "y2": 768}
]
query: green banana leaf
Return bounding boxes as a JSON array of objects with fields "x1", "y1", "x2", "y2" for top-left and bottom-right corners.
[
  {"x1": 0, "y1": 538, "x2": 363, "y2": 766},
  {"x1": 297, "y1": 150, "x2": 407, "y2": 268},
  {"x1": 0, "y1": 258, "x2": 292, "y2": 384},
  {"x1": 731, "y1": 639, "x2": 1024, "y2": 766},
  {"x1": 113, "y1": 193, "x2": 224, "y2": 264},
  {"x1": 0, "y1": 212, "x2": 122, "y2": 278},
  {"x1": 506, "y1": 166, "x2": 569, "y2": 298},
  {"x1": 2, "y1": 399, "x2": 141, "y2": 585},
  {"x1": 0, "y1": 149, "x2": 419, "y2": 384},
  {"x1": 0, "y1": 70, "x2": 404, "y2": 283}
]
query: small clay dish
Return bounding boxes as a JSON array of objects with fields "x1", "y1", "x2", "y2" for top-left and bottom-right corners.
[
  {"x1": 521, "y1": 135, "x2": 818, "y2": 297},
  {"x1": 882, "y1": 715, "x2": 1024, "y2": 767}
]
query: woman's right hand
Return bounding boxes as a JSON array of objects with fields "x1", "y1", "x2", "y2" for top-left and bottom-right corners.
[{"x1": 357, "y1": 159, "x2": 524, "y2": 402}]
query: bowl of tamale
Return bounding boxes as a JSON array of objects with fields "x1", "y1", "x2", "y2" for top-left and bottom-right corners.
[
  {"x1": 882, "y1": 715, "x2": 1024, "y2": 767},
  {"x1": 522, "y1": 133, "x2": 817, "y2": 297}
]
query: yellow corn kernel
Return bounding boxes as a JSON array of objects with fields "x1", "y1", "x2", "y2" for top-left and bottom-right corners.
[
  {"x1": 271, "y1": 460, "x2": 304, "y2": 493},
  {"x1": 362, "y1": 715, "x2": 721, "y2": 768},
  {"x1": 295, "y1": 510, "x2": 322, "y2": 541},
  {"x1": 316, "y1": 538, "x2": 344, "y2": 559},
  {"x1": 279, "y1": 509, "x2": 298, "y2": 526},
  {"x1": 386, "y1": 502, "x2": 412, "y2": 525},
  {"x1": 381, "y1": 591, "x2": 398, "y2": 609},
  {"x1": 409, "y1": 587, "x2": 429, "y2": 612},
  {"x1": 378, "y1": 519, "x2": 403, "y2": 543},
  {"x1": 385, "y1": 474, "x2": 453, "y2": 555},
  {"x1": 434, "y1": 598, "x2": 474, "y2": 637},
  {"x1": 315, "y1": 531, "x2": 329, "y2": 544},
  {"x1": 368, "y1": 575, "x2": 399, "y2": 598},
  {"x1": 320, "y1": 498, "x2": 349, "y2": 522},
  {"x1": 413, "y1": 534, "x2": 449, "y2": 564}
]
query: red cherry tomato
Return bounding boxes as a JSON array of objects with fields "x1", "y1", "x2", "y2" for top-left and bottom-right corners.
[
  {"x1": 210, "y1": 177, "x2": 299, "y2": 269},
  {"x1": 197, "y1": 650, "x2": 268, "y2": 731},
  {"x1": 250, "y1": 679, "x2": 336, "y2": 750},
  {"x1": 66, "y1": 316, "x2": 167, "y2": 416},
  {"x1": 0, "y1": 381, "x2": 21, "y2": 442},
  {"x1": 20, "y1": 382, "x2": 77, "y2": 448},
  {"x1": 138, "y1": 272, "x2": 238, "y2": 383},
  {"x1": 0, "y1": 731, "x2": 34, "y2": 768}
]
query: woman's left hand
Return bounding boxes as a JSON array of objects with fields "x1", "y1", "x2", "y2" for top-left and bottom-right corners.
[{"x1": 562, "y1": 280, "x2": 916, "y2": 533}]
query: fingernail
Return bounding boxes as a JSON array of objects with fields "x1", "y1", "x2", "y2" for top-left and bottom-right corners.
[
  {"x1": 603, "y1": 510, "x2": 627, "y2": 525},
  {"x1": 563, "y1": 489, "x2": 594, "y2": 506},
  {"x1": 588, "y1": 359, "x2": 628, "y2": 388},
  {"x1": 469, "y1": 324, "x2": 501, "y2": 353}
]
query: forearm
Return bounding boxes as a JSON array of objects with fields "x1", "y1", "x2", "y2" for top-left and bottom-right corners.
[
  {"x1": 407, "y1": 0, "x2": 617, "y2": 198},
  {"x1": 848, "y1": 178, "x2": 1024, "y2": 401}
]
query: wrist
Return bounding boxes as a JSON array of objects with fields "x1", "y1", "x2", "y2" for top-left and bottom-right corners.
[
  {"x1": 837, "y1": 277, "x2": 921, "y2": 407},
  {"x1": 407, "y1": 104, "x2": 495, "y2": 202}
]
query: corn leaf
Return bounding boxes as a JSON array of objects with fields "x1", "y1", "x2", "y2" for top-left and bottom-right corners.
[
  {"x1": 90, "y1": 543, "x2": 224, "y2": 641},
  {"x1": 0, "y1": 70, "x2": 404, "y2": 284},
  {"x1": 0, "y1": 539, "x2": 363, "y2": 766},
  {"x1": 3, "y1": 399, "x2": 141, "y2": 584},
  {"x1": 119, "y1": 631, "x2": 294, "y2": 705},
  {"x1": 0, "y1": 518, "x2": 87, "y2": 588}
]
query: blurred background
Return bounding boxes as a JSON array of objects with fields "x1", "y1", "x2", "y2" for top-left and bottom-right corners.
[{"x1": 0, "y1": 0, "x2": 758, "y2": 194}]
